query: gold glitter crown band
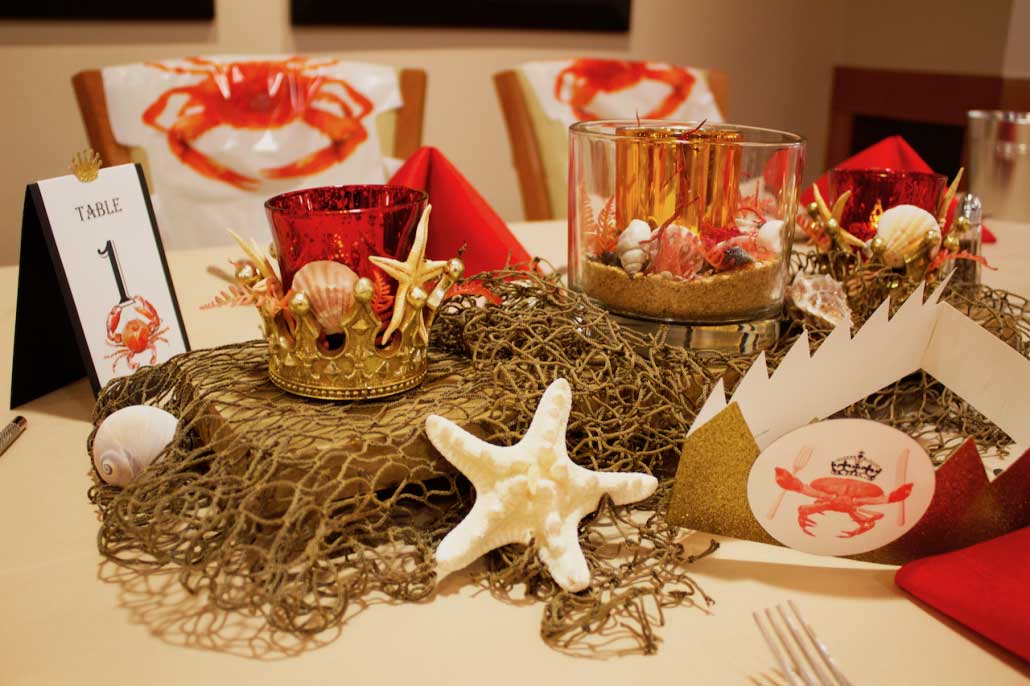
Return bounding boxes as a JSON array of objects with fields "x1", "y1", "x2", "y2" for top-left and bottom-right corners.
[
  {"x1": 224, "y1": 205, "x2": 463, "y2": 401},
  {"x1": 668, "y1": 403, "x2": 1030, "y2": 564}
]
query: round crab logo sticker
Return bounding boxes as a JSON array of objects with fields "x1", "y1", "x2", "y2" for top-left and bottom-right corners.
[{"x1": 747, "y1": 419, "x2": 936, "y2": 556}]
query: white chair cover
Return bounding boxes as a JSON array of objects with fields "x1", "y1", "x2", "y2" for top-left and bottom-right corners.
[{"x1": 103, "y1": 56, "x2": 402, "y2": 248}]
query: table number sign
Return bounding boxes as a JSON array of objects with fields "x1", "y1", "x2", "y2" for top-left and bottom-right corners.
[{"x1": 10, "y1": 155, "x2": 188, "y2": 407}]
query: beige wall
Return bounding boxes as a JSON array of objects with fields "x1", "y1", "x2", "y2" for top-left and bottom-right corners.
[
  {"x1": 840, "y1": 0, "x2": 1014, "y2": 75},
  {"x1": 0, "y1": 0, "x2": 845, "y2": 265},
  {"x1": 1003, "y1": 0, "x2": 1030, "y2": 77},
  {"x1": 629, "y1": 0, "x2": 839, "y2": 183}
]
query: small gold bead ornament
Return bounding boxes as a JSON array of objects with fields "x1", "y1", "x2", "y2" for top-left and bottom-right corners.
[
  {"x1": 235, "y1": 261, "x2": 259, "y2": 286},
  {"x1": 289, "y1": 291, "x2": 311, "y2": 316}
]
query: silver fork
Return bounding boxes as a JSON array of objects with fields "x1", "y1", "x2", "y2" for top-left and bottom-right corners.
[{"x1": 752, "y1": 601, "x2": 854, "y2": 686}]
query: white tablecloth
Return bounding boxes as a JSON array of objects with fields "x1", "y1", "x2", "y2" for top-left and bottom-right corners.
[{"x1": 0, "y1": 221, "x2": 1027, "y2": 685}]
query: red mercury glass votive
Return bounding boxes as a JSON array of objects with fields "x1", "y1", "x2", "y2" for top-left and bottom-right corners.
[
  {"x1": 829, "y1": 169, "x2": 946, "y2": 240},
  {"x1": 265, "y1": 185, "x2": 428, "y2": 289}
]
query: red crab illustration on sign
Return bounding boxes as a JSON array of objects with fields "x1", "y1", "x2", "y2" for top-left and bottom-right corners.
[
  {"x1": 141, "y1": 56, "x2": 374, "y2": 190},
  {"x1": 774, "y1": 451, "x2": 913, "y2": 538},
  {"x1": 554, "y1": 59, "x2": 697, "y2": 121},
  {"x1": 105, "y1": 295, "x2": 169, "y2": 372}
]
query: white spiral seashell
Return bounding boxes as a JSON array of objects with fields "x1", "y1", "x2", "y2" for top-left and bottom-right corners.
[
  {"x1": 757, "y1": 219, "x2": 785, "y2": 254},
  {"x1": 875, "y1": 205, "x2": 941, "y2": 268},
  {"x1": 292, "y1": 260, "x2": 359, "y2": 334},
  {"x1": 616, "y1": 219, "x2": 652, "y2": 275},
  {"x1": 92, "y1": 405, "x2": 178, "y2": 487}
]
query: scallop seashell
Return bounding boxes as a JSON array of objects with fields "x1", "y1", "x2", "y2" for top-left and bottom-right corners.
[
  {"x1": 292, "y1": 260, "x2": 359, "y2": 334},
  {"x1": 787, "y1": 273, "x2": 852, "y2": 330},
  {"x1": 92, "y1": 405, "x2": 178, "y2": 487},
  {"x1": 615, "y1": 219, "x2": 652, "y2": 275},
  {"x1": 757, "y1": 219, "x2": 785, "y2": 254},
  {"x1": 875, "y1": 205, "x2": 941, "y2": 268}
]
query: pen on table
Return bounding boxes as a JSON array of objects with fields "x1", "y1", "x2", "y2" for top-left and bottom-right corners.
[{"x1": 0, "y1": 416, "x2": 27, "y2": 458}]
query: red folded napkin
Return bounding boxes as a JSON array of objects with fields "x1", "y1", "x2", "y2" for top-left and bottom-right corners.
[
  {"x1": 895, "y1": 526, "x2": 1030, "y2": 661},
  {"x1": 802, "y1": 136, "x2": 996, "y2": 243},
  {"x1": 389, "y1": 147, "x2": 531, "y2": 275}
]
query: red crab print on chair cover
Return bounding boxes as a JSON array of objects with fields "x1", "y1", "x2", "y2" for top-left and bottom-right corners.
[
  {"x1": 554, "y1": 59, "x2": 698, "y2": 121},
  {"x1": 102, "y1": 56, "x2": 402, "y2": 249},
  {"x1": 519, "y1": 58, "x2": 725, "y2": 129},
  {"x1": 140, "y1": 56, "x2": 374, "y2": 190}
]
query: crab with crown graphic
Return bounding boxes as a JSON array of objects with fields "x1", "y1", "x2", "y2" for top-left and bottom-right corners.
[{"x1": 773, "y1": 451, "x2": 914, "y2": 538}]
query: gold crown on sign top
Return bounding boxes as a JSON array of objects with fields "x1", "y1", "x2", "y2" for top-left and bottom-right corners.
[
  {"x1": 70, "y1": 149, "x2": 102, "y2": 182},
  {"x1": 236, "y1": 206, "x2": 464, "y2": 401}
]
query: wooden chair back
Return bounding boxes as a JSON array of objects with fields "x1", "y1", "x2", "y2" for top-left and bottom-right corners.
[
  {"x1": 71, "y1": 66, "x2": 427, "y2": 181},
  {"x1": 494, "y1": 66, "x2": 729, "y2": 221}
]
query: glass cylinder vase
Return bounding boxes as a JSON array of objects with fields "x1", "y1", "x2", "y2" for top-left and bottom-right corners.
[{"x1": 568, "y1": 120, "x2": 805, "y2": 351}]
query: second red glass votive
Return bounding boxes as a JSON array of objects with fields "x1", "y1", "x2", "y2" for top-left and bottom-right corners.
[
  {"x1": 829, "y1": 169, "x2": 945, "y2": 240},
  {"x1": 265, "y1": 185, "x2": 428, "y2": 289}
]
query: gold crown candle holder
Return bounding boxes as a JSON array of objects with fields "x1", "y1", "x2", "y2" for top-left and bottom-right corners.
[
  {"x1": 210, "y1": 187, "x2": 464, "y2": 401},
  {"x1": 261, "y1": 256, "x2": 463, "y2": 401},
  {"x1": 804, "y1": 168, "x2": 971, "y2": 284}
]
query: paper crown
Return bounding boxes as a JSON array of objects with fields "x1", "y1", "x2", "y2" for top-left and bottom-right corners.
[
  {"x1": 223, "y1": 205, "x2": 463, "y2": 401},
  {"x1": 668, "y1": 277, "x2": 1030, "y2": 564},
  {"x1": 668, "y1": 404, "x2": 1030, "y2": 564}
]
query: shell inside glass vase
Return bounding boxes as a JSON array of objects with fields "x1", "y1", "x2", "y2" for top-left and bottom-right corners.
[{"x1": 568, "y1": 120, "x2": 806, "y2": 352}]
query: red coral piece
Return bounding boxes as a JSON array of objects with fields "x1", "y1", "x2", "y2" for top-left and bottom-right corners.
[
  {"x1": 927, "y1": 249, "x2": 996, "y2": 275},
  {"x1": 591, "y1": 194, "x2": 619, "y2": 254},
  {"x1": 370, "y1": 269, "x2": 395, "y2": 322},
  {"x1": 699, "y1": 223, "x2": 742, "y2": 249},
  {"x1": 444, "y1": 280, "x2": 502, "y2": 305}
]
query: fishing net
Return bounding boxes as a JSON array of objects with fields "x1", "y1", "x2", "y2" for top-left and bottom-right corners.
[{"x1": 88, "y1": 249, "x2": 1029, "y2": 656}]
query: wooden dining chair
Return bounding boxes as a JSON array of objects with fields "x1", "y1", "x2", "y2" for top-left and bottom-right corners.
[
  {"x1": 494, "y1": 65, "x2": 729, "y2": 221},
  {"x1": 71, "y1": 66, "x2": 428, "y2": 181}
]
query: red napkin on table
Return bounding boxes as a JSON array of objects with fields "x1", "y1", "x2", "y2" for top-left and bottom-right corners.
[
  {"x1": 802, "y1": 136, "x2": 996, "y2": 243},
  {"x1": 389, "y1": 147, "x2": 531, "y2": 275},
  {"x1": 895, "y1": 526, "x2": 1030, "y2": 661}
]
